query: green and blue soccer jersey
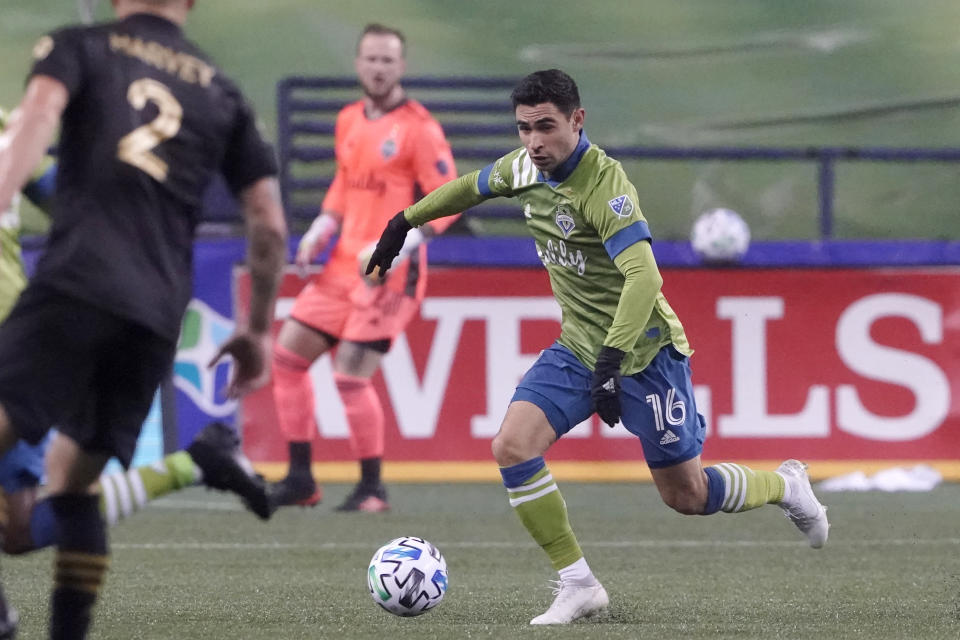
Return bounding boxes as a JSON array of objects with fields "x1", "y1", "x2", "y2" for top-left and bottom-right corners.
[
  {"x1": 406, "y1": 131, "x2": 690, "y2": 375},
  {"x1": 0, "y1": 107, "x2": 27, "y2": 320},
  {"x1": 0, "y1": 107, "x2": 56, "y2": 321},
  {"x1": 0, "y1": 190, "x2": 27, "y2": 322}
]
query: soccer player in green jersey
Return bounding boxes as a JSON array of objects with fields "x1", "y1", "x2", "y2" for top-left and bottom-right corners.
[
  {"x1": 367, "y1": 69, "x2": 829, "y2": 625},
  {"x1": 0, "y1": 107, "x2": 56, "y2": 321}
]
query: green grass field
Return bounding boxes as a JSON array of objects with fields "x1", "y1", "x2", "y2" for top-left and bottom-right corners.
[
  {"x1": 4, "y1": 1, "x2": 960, "y2": 240},
  {"x1": 4, "y1": 483, "x2": 958, "y2": 639}
]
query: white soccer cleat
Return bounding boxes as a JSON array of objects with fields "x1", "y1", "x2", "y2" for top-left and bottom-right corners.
[
  {"x1": 776, "y1": 459, "x2": 829, "y2": 549},
  {"x1": 530, "y1": 580, "x2": 609, "y2": 625}
]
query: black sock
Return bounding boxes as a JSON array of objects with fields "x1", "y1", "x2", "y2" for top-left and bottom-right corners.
[
  {"x1": 360, "y1": 457, "x2": 381, "y2": 489},
  {"x1": 49, "y1": 494, "x2": 108, "y2": 640},
  {"x1": 51, "y1": 588, "x2": 95, "y2": 640},
  {"x1": 288, "y1": 441, "x2": 312, "y2": 476}
]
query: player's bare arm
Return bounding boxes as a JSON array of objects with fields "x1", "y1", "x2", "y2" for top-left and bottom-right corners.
[
  {"x1": 242, "y1": 176, "x2": 287, "y2": 333},
  {"x1": 210, "y1": 176, "x2": 287, "y2": 397},
  {"x1": 365, "y1": 173, "x2": 485, "y2": 278},
  {"x1": 0, "y1": 76, "x2": 67, "y2": 213}
]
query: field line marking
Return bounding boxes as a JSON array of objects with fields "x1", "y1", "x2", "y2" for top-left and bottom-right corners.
[
  {"x1": 113, "y1": 538, "x2": 960, "y2": 551},
  {"x1": 150, "y1": 499, "x2": 244, "y2": 511},
  {"x1": 250, "y1": 460, "x2": 960, "y2": 482}
]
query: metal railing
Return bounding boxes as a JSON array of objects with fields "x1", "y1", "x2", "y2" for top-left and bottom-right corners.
[{"x1": 277, "y1": 76, "x2": 960, "y2": 243}]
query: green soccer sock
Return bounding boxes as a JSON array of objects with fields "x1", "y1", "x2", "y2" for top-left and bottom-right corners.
[
  {"x1": 705, "y1": 463, "x2": 785, "y2": 513},
  {"x1": 500, "y1": 457, "x2": 583, "y2": 570},
  {"x1": 97, "y1": 451, "x2": 199, "y2": 526}
]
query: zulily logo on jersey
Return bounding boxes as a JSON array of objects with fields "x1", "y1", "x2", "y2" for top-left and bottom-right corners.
[
  {"x1": 173, "y1": 299, "x2": 237, "y2": 417},
  {"x1": 607, "y1": 194, "x2": 635, "y2": 218},
  {"x1": 555, "y1": 206, "x2": 576, "y2": 238},
  {"x1": 536, "y1": 238, "x2": 587, "y2": 276}
]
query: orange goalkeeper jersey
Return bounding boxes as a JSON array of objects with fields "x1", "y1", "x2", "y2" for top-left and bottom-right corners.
[{"x1": 322, "y1": 99, "x2": 458, "y2": 279}]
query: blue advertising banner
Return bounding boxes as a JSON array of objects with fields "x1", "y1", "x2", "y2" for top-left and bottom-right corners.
[{"x1": 172, "y1": 238, "x2": 246, "y2": 448}]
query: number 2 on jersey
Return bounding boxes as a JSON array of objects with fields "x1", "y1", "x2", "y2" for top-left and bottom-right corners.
[{"x1": 117, "y1": 78, "x2": 182, "y2": 182}]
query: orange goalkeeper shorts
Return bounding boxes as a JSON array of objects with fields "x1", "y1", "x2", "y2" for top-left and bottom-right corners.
[{"x1": 289, "y1": 269, "x2": 421, "y2": 344}]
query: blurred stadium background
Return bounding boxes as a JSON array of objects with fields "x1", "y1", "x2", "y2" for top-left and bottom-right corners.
[
  {"x1": 6, "y1": 0, "x2": 960, "y2": 239},
  {"x1": 3, "y1": 2, "x2": 960, "y2": 638}
]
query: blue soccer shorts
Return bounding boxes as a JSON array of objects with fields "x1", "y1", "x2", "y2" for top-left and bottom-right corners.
[
  {"x1": 512, "y1": 342, "x2": 706, "y2": 468},
  {"x1": 0, "y1": 433, "x2": 50, "y2": 494}
]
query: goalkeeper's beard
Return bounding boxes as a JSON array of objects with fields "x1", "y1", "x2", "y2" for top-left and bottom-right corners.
[{"x1": 362, "y1": 80, "x2": 403, "y2": 106}]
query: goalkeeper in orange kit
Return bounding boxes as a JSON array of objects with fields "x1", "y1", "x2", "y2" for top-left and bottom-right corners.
[{"x1": 269, "y1": 23, "x2": 459, "y2": 512}]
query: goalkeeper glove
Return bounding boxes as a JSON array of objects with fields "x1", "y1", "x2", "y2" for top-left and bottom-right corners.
[
  {"x1": 591, "y1": 345, "x2": 625, "y2": 427},
  {"x1": 295, "y1": 213, "x2": 338, "y2": 269},
  {"x1": 365, "y1": 211, "x2": 413, "y2": 278}
]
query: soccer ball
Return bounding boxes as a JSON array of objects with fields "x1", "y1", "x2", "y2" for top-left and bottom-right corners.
[
  {"x1": 690, "y1": 207, "x2": 751, "y2": 263},
  {"x1": 367, "y1": 536, "x2": 448, "y2": 616}
]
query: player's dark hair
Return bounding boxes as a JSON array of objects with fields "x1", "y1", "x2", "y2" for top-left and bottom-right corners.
[
  {"x1": 358, "y1": 23, "x2": 407, "y2": 57},
  {"x1": 511, "y1": 69, "x2": 581, "y2": 116}
]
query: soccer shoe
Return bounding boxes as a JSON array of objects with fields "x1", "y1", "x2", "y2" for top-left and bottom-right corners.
[
  {"x1": 530, "y1": 579, "x2": 609, "y2": 625},
  {"x1": 186, "y1": 422, "x2": 274, "y2": 521},
  {"x1": 0, "y1": 584, "x2": 18, "y2": 640},
  {"x1": 776, "y1": 459, "x2": 829, "y2": 549},
  {"x1": 334, "y1": 483, "x2": 390, "y2": 513},
  {"x1": 268, "y1": 473, "x2": 323, "y2": 508}
]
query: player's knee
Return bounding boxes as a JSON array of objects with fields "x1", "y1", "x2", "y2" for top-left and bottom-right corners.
[
  {"x1": 658, "y1": 485, "x2": 707, "y2": 515},
  {"x1": 3, "y1": 527, "x2": 35, "y2": 555},
  {"x1": 491, "y1": 432, "x2": 531, "y2": 467},
  {"x1": 272, "y1": 342, "x2": 314, "y2": 378},
  {"x1": 2, "y1": 487, "x2": 39, "y2": 554}
]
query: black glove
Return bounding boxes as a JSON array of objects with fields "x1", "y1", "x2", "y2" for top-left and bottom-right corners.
[
  {"x1": 365, "y1": 211, "x2": 413, "y2": 278},
  {"x1": 591, "y1": 345, "x2": 625, "y2": 427}
]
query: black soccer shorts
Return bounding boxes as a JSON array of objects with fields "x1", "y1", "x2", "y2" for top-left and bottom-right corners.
[{"x1": 0, "y1": 284, "x2": 175, "y2": 468}]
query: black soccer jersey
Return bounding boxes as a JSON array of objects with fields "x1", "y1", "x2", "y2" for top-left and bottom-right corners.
[{"x1": 28, "y1": 13, "x2": 277, "y2": 341}]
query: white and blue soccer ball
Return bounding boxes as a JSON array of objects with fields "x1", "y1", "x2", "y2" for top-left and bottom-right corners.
[
  {"x1": 690, "y1": 207, "x2": 751, "y2": 263},
  {"x1": 367, "y1": 536, "x2": 448, "y2": 616}
]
